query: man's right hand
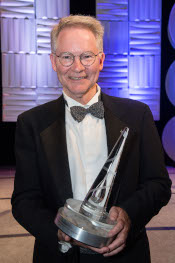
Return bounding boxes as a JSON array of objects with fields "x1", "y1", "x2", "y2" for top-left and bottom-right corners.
[
  {"x1": 57, "y1": 229, "x2": 109, "y2": 254},
  {"x1": 58, "y1": 229, "x2": 72, "y2": 242}
]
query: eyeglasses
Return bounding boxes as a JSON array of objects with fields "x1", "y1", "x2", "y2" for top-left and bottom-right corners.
[{"x1": 53, "y1": 51, "x2": 102, "y2": 67}]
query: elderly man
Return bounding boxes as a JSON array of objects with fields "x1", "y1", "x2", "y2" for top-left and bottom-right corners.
[{"x1": 12, "y1": 15, "x2": 171, "y2": 263}]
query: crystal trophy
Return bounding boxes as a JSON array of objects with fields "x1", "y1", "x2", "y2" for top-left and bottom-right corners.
[{"x1": 55, "y1": 127, "x2": 129, "y2": 248}]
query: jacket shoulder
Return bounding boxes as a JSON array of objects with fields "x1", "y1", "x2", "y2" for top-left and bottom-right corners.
[
  {"x1": 102, "y1": 93, "x2": 149, "y2": 114},
  {"x1": 17, "y1": 96, "x2": 64, "y2": 132}
]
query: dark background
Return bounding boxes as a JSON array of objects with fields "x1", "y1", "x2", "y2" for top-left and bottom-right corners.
[
  {"x1": 0, "y1": 0, "x2": 174, "y2": 167},
  {"x1": 160, "y1": 0, "x2": 175, "y2": 167}
]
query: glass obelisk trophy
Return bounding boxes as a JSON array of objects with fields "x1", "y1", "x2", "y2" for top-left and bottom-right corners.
[{"x1": 55, "y1": 127, "x2": 129, "y2": 248}]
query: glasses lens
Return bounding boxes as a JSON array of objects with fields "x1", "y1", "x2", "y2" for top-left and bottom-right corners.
[
  {"x1": 80, "y1": 52, "x2": 95, "y2": 66},
  {"x1": 59, "y1": 53, "x2": 73, "y2": 66}
]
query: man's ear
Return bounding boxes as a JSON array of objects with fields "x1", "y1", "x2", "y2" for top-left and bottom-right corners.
[
  {"x1": 99, "y1": 52, "x2": 105, "y2": 71},
  {"x1": 50, "y1": 53, "x2": 57, "y2": 72}
]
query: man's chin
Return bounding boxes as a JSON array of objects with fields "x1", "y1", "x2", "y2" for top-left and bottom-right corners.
[{"x1": 66, "y1": 87, "x2": 90, "y2": 97}]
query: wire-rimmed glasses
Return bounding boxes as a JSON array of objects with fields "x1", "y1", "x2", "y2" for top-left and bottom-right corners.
[{"x1": 53, "y1": 51, "x2": 102, "y2": 67}]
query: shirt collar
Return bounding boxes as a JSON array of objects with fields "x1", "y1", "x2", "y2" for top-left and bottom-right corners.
[{"x1": 63, "y1": 84, "x2": 101, "y2": 109}]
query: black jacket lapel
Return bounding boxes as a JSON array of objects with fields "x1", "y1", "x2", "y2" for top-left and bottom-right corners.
[
  {"x1": 102, "y1": 93, "x2": 136, "y2": 206},
  {"x1": 102, "y1": 93, "x2": 128, "y2": 154},
  {"x1": 40, "y1": 96, "x2": 73, "y2": 204}
]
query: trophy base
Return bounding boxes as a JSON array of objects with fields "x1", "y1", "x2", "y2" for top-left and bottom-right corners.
[{"x1": 55, "y1": 199, "x2": 116, "y2": 248}]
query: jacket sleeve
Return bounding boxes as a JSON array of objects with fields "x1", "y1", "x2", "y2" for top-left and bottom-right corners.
[
  {"x1": 11, "y1": 114, "x2": 60, "y2": 254},
  {"x1": 118, "y1": 104, "x2": 172, "y2": 240}
]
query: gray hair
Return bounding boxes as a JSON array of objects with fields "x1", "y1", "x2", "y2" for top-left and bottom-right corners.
[{"x1": 51, "y1": 15, "x2": 104, "y2": 53}]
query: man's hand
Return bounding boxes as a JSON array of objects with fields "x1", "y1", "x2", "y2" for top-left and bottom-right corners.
[
  {"x1": 58, "y1": 206, "x2": 131, "y2": 257},
  {"x1": 57, "y1": 229, "x2": 109, "y2": 253},
  {"x1": 103, "y1": 206, "x2": 131, "y2": 257},
  {"x1": 57, "y1": 229, "x2": 110, "y2": 254},
  {"x1": 58, "y1": 229, "x2": 72, "y2": 242}
]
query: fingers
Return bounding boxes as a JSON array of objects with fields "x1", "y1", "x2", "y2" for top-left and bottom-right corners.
[
  {"x1": 108, "y1": 217, "x2": 125, "y2": 237},
  {"x1": 109, "y1": 206, "x2": 119, "y2": 221},
  {"x1": 104, "y1": 228, "x2": 127, "y2": 257},
  {"x1": 71, "y1": 239, "x2": 88, "y2": 248},
  {"x1": 72, "y1": 240, "x2": 110, "y2": 254},
  {"x1": 103, "y1": 229, "x2": 127, "y2": 257},
  {"x1": 104, "y1": 243, "x2": 126, "y2": 257},
  {"x1": 58, "y1": 229, "x2": 71, "y2": 242},
  {"x1": 102, "y1": 206, "x2": 131, "y2": 257},
  {"x1": 108, "y1": 207, "x2": 131, "y2": 237},
  {"x1": 88, "y1": 245, "x2": 110, "y2": 254}
]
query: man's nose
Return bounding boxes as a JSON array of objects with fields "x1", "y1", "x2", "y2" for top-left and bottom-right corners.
[{"x1": 72, "y1": 56, "x2": 85, "y2": 71}]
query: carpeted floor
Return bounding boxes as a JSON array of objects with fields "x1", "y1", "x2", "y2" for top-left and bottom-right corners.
[{"x1": 0, "y1": 167, "x2": 174, "y2": 263}]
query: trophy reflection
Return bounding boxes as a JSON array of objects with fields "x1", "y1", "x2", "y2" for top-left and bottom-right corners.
[{"x1": 55, "y1": 127, "x2": 129, "y2": 248}]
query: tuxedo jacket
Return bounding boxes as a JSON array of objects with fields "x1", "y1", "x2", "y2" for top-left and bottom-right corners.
[{"x1": 11, "y1": 93, "x2": 171, "y2": 263}]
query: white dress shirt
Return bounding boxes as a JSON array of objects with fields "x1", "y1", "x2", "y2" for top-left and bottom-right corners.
[{"x1": 63, "y1": 85, "x2": 108, "y2": 201}]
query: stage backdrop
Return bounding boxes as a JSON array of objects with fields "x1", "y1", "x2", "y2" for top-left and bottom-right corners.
[
  {"x1": 1, "y1": 0, "x2": 161, "y2": 121},
  {"x1": 1, "y1": 0, "x2": 69, "y2": 122}
]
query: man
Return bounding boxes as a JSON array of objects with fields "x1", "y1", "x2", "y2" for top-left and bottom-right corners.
[{"x1": 11, "y1": 15, "x2": 171, "y2": 263}]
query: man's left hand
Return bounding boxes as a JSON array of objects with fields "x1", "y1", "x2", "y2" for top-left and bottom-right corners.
[
  {"x1": 86, "y1": 206, "x2": 131, "y2": 257},
  {"x1": 104, "y1": 206, "x2": 131, "y2": 257},
  {"x1": 70, "y1": 206, "x2": 131, "y2": 257}
]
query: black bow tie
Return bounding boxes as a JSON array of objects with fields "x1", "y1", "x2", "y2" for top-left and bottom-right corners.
[{"x1": 70, "y1": 101, "x2": 104, "y2": 122}]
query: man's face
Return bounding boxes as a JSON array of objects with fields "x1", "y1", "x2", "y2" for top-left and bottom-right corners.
[{"x1": 50, "y1": 27, "x2": 105, "y2": 103}]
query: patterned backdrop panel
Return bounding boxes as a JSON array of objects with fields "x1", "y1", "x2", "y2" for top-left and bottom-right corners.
[
  {"x1": 0, "y1": 0, "x2": 35, "y2": 18},
  {"x1": 1, "y1": 0, "x2": 69, "y2": 121},
  {"x1": 1, "y1": 18, "x2": 36, "y2": 53},
  {"x1": 97, "y1": 0, "x2": 162, "y2": 121},
  {"x1": 97, "y1": 0, "x2": 128, "y2": 21},
  {"x1": 36, "y1": 19, "x2": 59, "y2": 54}
]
